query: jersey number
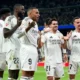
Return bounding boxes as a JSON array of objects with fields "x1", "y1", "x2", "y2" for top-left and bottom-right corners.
[
  {"x1": 28, "y1": 58, "x2": 32, "y2": 65},
  {"x1": 46, "y1": 66, "x2": 50, "y2": 71},
  {"x1": 13, "y1": 58, "x2": 19, "y2": 64},
  {"x1": 70, "y1": 64, "x2": 72, "y2": 69}
]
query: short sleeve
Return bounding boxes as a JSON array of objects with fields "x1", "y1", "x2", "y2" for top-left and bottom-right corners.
[{"x1": 5, "y1": 17, "x2": 11, "y2": 29}]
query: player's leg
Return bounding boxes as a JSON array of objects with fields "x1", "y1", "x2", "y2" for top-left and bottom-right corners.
[
  {"x1": 55, "y1": 63, "x2": 64, "y2": 80},
  {"x1": 0, "y1": 71, "x2": 4, "y2": 80},
  {"x1": 6, "y1": 50, "x2": 20, "y2": 80},
  {"x1": 45, "y1": 64, "x2": 55, "y2": 80},
  {"x1": 69, "y1": 60, "x2": 78, "y2": 80},
  {"x1": 20, "y1": 45, "x2": 38, "y2": 80},
  {"x1": 0, "y1": 53, "x2": 6, "y2": 80},
  {"x1": 21, "y1": 71, "x2": 34, "y2": 80},
  {"x1": 8, "y1": 70, "x2": 19, "y2": 80}
]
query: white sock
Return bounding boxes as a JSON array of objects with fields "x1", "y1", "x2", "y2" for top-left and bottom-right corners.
[
  {"x1": 8, "y1": 77, "x2": 17, "y2": 80},
  {"x1": 30, "y1": 77, "x2": 33, "y2": 80},
  {"x1": 20, "y1": 76, "x2": 30, "y2": 80},
  {"x1": 0, "y1": 77, "x2": 2, "y2": 80}
]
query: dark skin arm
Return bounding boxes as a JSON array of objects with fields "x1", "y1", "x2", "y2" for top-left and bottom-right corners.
[
  {"x1": 25, "y1": 21, "x2": 35, "y2": 32},
  {"x1": 4, "y1": 19, "x2": 21, "y2": 38}
]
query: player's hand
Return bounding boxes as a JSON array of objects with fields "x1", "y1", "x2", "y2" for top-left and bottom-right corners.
[
  {"x1": 63, "y1": 54, "x2": 68, "y2": 62},
  {"x1": 29, "y1": 21, "x2": 35, "y2": 28},
  {"x1": 63, "y1": 31, "x2": 72, "y2": 40},
  {"x1": 43, "y1": 28, "x2": 51, "y2": 33}
]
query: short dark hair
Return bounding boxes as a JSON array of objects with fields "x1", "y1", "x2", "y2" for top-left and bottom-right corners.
[
  {"x1": 48, "y1": 17, "x2": 58, "y2": 25},
  {"x1": 13, "y1": 4, "x2": 23, "y2": 10},
  {"x1": 44, "y1": 17, "x2": 51, "y2": 25},
  {"x1": 72, "y1": 17, "x2": 80, "y2": 23},
  {"x1": 27, "y1": 7, "x2": 37, "y2": 14},
  {"x1": 0, "y1": 8, "x2": 11, "y2": 17}
]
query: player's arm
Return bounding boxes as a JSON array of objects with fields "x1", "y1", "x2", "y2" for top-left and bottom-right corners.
[
  {"x1": 4, "y1": 19, "x2": 21, "y2": 38},
  {"x1": 61, "y1": 31, "x2": 72, "y2": 49},
  {"x1": 38, "y1": 33, "x2": 46, "y2": 48},
  {"x1": 62, "y1": 48, "x2": 68, "y2": 62},
  {"x1": 25, "y1": 21, "x2": 35, "y2": 32}
]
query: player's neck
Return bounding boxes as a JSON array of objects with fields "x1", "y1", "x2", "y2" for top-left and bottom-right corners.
[
  {"x1": 51, "y1": 30, "x2": 57, "y2": 34},
  {"x1": 75, "y1": 29, "x2": 80, "y2": 33},
  {"x1": 14, "y1": 12, "x2": 18, "y2": 18}
]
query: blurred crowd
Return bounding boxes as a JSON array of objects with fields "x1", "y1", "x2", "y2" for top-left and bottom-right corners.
[{"x1": 0, "y1": 0, "x2": 80, "y2": 25}]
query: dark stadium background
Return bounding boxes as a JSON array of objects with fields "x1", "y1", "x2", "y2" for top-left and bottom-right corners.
[{"x1": 0, "y1": 0, "x2": 78, "y2": 35}]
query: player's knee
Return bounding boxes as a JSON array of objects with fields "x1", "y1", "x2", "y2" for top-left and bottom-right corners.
[
  {"x1": 69, "y1": 74, "x2": 75, "y2": 79},
  {"x1": 47, "y1": 76, "x2": 53, "y2": 80},
  {"x1": 0, "y1": 71, "x2": 4, "y2": 77},
  {"x1": 22, "y1": 71, "x2": 34, "y2": 77},
  {"x1": 30, "y1": 71, "x2": 34, "y2": 76},
  {"x1": 55, "y1": 77, "x2": 60, "y2": 80},
  {"x1": 9, "y1": 70, "x2": 19, "y2": 79}
]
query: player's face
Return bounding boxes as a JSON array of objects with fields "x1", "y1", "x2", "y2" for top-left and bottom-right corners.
[
  {"x1": 49, "y1": 21, "x2": 58, "y2": 31},
  {"x1": 74, "y1": 18, "x2": 80, "y2": 31},
  {"x1": 31, "y1": 9, "x2": 40, "y2": 22},
  {"x1": 18, "y1": 6, "x2": 25, "y2": 16}
]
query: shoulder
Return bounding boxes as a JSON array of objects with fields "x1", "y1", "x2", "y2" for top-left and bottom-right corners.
[
  {"x1": 5, "y1": 15, "x2": 15, "y2": 21},
  {"x1": 72, "y1": 30, "x2": 77, "y2": 35},
  {"x1": 44, "y1": 32, "x2": 51, "y2": 36},
  {"x1": 23, "y1": 17, "x2": 33, "y2": 22},
  {"x1": 57, "y1": 30, "x2": 63, "y2": 37}
]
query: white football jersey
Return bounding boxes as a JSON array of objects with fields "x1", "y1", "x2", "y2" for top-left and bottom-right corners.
[
  {"x1": 67, "y1": 31, "x2": 80, "y2": 62},
  {"x1": 41, "y1": 31, "x2": 64, "y2": 64},
  {"x1": 19, "y1": 17, "x2": 39, "y2": 47},
  {"x1": 0, "y1": 20, "x2": 5, "y2": 53},
  {"x1": 4, "y1": 15, "x2": 20, "y2": 52}
]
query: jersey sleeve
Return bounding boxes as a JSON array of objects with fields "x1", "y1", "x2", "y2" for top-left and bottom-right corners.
[{"x1": 5, "y1": 17, "x2": 12, "y2": 29}]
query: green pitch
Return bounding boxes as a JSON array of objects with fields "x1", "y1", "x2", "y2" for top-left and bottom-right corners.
[{"x1": 3, "y1": 67, "x2": 80, "y2": 80}]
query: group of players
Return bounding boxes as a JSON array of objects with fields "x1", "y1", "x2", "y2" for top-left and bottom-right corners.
[{"x1": 0, "y1": 3, "x2": 80, "y2": 80}]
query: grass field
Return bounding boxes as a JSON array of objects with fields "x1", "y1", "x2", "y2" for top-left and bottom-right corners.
[{"x1": 3, "y1": 67, "x2": 80, "y2": 80}]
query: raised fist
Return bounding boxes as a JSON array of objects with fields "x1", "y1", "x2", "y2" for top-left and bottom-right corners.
[{"x1": 29, "y1": 21, "x2": 35, "y2": 28}]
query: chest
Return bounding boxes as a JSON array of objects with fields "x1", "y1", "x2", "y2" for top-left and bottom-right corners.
[{"x1": 46, "y1": 34, "x2": 61, "y2": 44}]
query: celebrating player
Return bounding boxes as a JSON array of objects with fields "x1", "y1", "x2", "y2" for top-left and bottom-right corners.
[
  {"x1": 66, "y1": 17, "x2": 80, "y2": 80},
  {"x1": 0, "y1": 8, "x2": 11, "y2": 80},
  {"x1": 3, "y1": 4, "x2": 25, "y2": 80},
  {"x1": 39, "y1": 18, "x2": 66, "y2": 80},
  {"x1": 18, "y1": 7, "x2": 40, "y2": 80}
]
